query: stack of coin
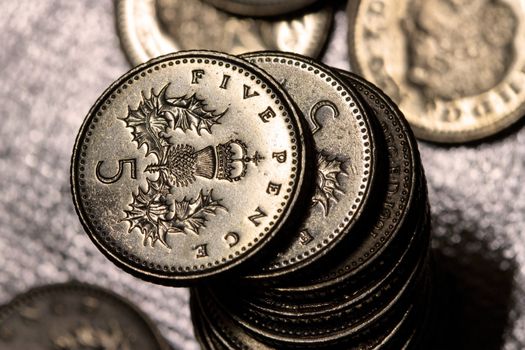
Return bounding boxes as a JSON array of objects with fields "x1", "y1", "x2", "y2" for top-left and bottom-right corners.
[
  {"x1": 70, "y1": 49, "x2": 432, "y2": 349},
  {"x1": 188, "y1": 52, "x2": 433, "y2": 349}
]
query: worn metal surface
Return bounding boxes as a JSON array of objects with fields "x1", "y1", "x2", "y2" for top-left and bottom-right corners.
[
  {"x1": 0, "y1": 1, "x2": 524, "y2": 349},
  {"x1": 0, "y1": 283, "x2": 171, "y2": 350},
  {"x1": 348, "y1": 0, "x2": 525, "y2": 143},
  {"x1": 117, "y1": 0, "x2": 332, "y2": 66}
]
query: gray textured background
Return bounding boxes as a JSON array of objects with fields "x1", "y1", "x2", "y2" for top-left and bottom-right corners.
[{"x1": 0, "y1": 1, "x2": 524, "y2": 349}]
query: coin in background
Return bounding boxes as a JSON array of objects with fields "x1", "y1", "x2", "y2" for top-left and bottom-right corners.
[
  {"x1": 71, "y1": 51, "x2": 306, "y2": 285},
  {"x1": 0, "y1": 283, "x2": 170, "y2": 350},
  {"x1": 202, "y1": 0, "x2": 319, "y2": 17},
  {"x1": 117, "y1": 0, "x2": 333, "y2": 66},
  {"x1": 349, "y1": 0, "x2": 525, "y2": 143}
]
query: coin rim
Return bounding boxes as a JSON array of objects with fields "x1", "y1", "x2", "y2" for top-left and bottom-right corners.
[
  {"x1": 239, "y1": 51, "x2": 378, "y2": 279},
  {"x1": 70, "y1": 50, "x2": 307, "y2": 285},
  {"x1": 0, "y1": 282, "x2": 171, "y2": 350}
]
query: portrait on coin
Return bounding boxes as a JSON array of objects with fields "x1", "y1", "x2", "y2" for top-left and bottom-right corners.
[{"x1": 402, "y1": 0, "x2": 517, "y2": 102}]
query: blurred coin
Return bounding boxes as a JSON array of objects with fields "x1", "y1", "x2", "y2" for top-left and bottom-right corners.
[
  {"x1": 348, "y1": 0, "x2": 525, "y2": 142},
  {"x1": 202, "y1": 0, "x2": 319, "y2": 17},
  {"x1": 0, "y1": 283, "x2": 170, "y2": 350},
  {"x1": 117, "y1": 0, "x2": 333, "y2": 66},
  {"x1": 241, "y1": 52, "x2": 377, "y2": 279},
  {"x1": 71, "y1": 51, "x2": 306, "y2": 285}
]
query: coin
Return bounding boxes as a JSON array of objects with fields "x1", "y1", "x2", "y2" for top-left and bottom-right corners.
[
  {"x1": 0, "y1": 283, "x2": 170, "y2": 350},
  {"x1": 348, "y1": 0, "x2": 525, "y2": 142},
  {"x1": 240, "y1": 52, "x2": 377, "y2": 279},
  {"x1": 71, "y1": 51, "x2": 306, "y2": 285},
  {"x1": 190, "y1": 292, "x2": 220, "y2": 350},
  {"x1": 117, "y1": 0, "x2": 333, "y2": 66},
  {"x1": 298, "y1": 69, "x2": 422, "y2": 284},
  {"x1": 202, "y1": 0, "x2": 319, "y2": 17},
  {"x1": 196, "y1": 282, "x2": 420, "y2": 350}
]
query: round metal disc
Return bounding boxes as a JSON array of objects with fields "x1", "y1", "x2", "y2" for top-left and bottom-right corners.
[
  {"x1": 348, "y1": 0, "x2": 525, "y2": 143},
  {"x1": 71, "y1": 50, "x2": 306, "y2": 285},
  {"x1": 0, "y1": 283, "x2": 170, "y2": 350},
  {"x1": 116, "y1": 0, "x2": 333, "y2": 66},
  {"x1": 240, "y1": 52, "x2": 378, "y2": 279},
  {"x1": 202, "y1": 0, "x2": 319, "y2": 17}
]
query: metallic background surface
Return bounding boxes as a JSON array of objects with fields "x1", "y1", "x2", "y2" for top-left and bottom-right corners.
[{"x1": 0, "y1": 1, "x2": 524, "y2": 349}]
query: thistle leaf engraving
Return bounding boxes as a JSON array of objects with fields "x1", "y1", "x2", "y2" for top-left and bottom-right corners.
[
  {"x1": 169, "y1": 189, "x2": 226, "y2": 236},
  {"x1": 120, "y1": 85, "x2": 171, "y2": 159},
  {"x1": 124, "y1": 182, "x2": 226, "y2": 248},
  {"x1": 120, "y1": 84, "x2": 230, "y2": 248},
  {"x1": 312, "y1": 152, "x2": 346, "y2": 216},
  {"x1": 121, "y1": 83, "x2": 226, "y2": 160},
  {"x1": 163, "y1": 93, "x2": 226, "y2": 135},
  {"x1": 123, "y1": 183, "x2": 172, "y2": 248}
]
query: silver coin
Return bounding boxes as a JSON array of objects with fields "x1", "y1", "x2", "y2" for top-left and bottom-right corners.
[
  {"x1": 70, "y1": 51, "x2": 306, "y2": 285},
  {"x1": 117, "y1": 0, "x2": 333, "y2": 66},
  {"x1": 240, "y1": 52, "x2": 378, "y2": 279}
]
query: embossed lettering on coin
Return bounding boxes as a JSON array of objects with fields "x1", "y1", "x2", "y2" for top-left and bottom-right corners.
[{"x1": 71, "y1": 51, "x2": 305, "y2": 283}]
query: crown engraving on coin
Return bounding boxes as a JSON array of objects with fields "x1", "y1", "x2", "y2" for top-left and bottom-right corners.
[{"x1": 120, "y1": 83, "x2": 263, "y2": 249}]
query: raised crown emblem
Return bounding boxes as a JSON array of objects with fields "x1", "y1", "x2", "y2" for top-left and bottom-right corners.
[{"x1": 146, "y1": 139, "x2": 263, "y2": 187}]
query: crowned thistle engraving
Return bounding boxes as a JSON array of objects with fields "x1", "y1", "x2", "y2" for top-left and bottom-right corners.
[
  {"x1": 145, "y1": 139, "x2": 265, "y2": 187},
  {"x1": 312, "y1": 152, "x2": 347, "y2": 216},
  {"x1": 120, "y1": 84, "x2": 261, "y2": 248}
]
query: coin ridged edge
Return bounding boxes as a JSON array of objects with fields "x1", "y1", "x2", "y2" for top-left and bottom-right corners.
[
  {"x1": 71, "y1": 50, "x2": 307, "y2": 284},
  {"x1": 346, "y1": 1, "x2": 525, "y2": 143}
]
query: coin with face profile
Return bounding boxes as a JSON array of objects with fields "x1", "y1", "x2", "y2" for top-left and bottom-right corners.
[
  {"x1": 240, "y1": 52, "x2": 377, "y2": 279},
  {"x1": 349, "y1": 0, "x2": 525, "y2": 142},
  {"x1": 117, "y1": 0, "x2": 333, "y2": 66},
  {"x1": 0, "y1": 283, "x2": 170, "y2": 350},
  {"x1": 70, "y1": 50, "x2": 306, "y2": 285}
]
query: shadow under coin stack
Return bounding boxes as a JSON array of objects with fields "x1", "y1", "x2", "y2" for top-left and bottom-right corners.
[{"x1": 190, "y1": 52, "x2": 433, "y2": 349}]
